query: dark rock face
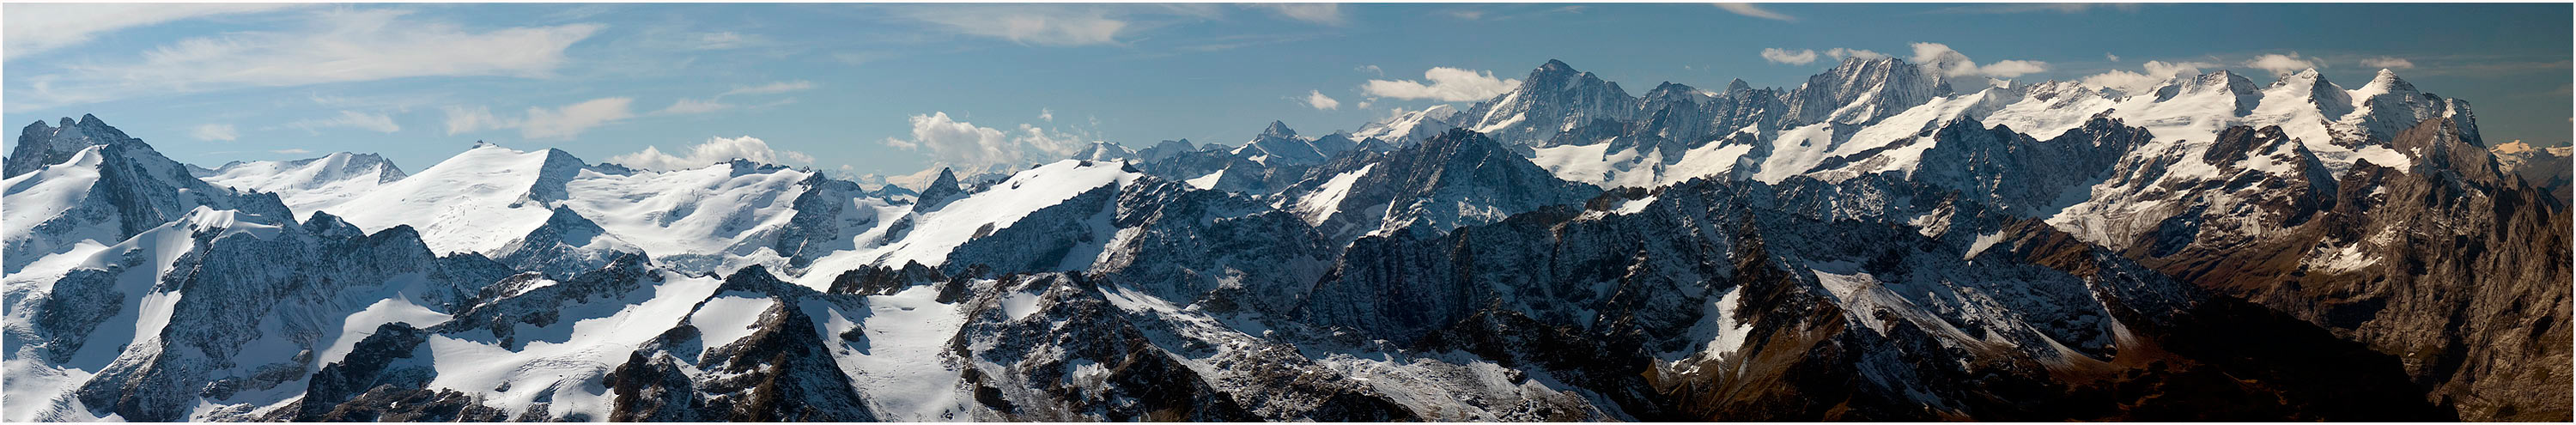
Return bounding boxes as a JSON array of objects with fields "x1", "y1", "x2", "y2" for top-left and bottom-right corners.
[
  {"x1": 1457, "y1": 59, "x2": 1641, "y2": 144},
  {"x1": 1279, "y1": 129, "x2": 1604, "y2": 242},
  {"x1": 2103, "y1": 118, "x2": 2571, "y2": 421}
]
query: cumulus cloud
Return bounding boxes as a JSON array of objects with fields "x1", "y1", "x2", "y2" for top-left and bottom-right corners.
[
  {"x1": 288, "y1": 111, "x2": 401, "y2": 134},
  {"x1": 1713, "y1": 3, "x2": 1796, "y2": 21},
  {"x1": 192, "y1": 124, "x2": 238, "y2": 142},
  {"x1": 1356, "y1": 64, "x2": 1383, "y2": 76},
  {"x1": 2360, "y1": 57, "x2": 2415, "y2": 70},
  {"x1": 1040, "y1": 108, "x2": 1054, "y2": 122},
  {"x1": 2, "y1": 3, "x2": 306, "y2": 59},
  {"x1": 1305, "y1": 90, "x2": 1341, "y2": 110},
  {"x1": 2080, "y1": 60, "x2": 2219, "y2": 94},
  {"x1": 1826, "y1": 47, "x2": 1887, "y2": 61},
  {"x1": 1908, "y1": 42, "x2": 2050, "y2": 78},
  {"x1": 9, "y1": 9, "x2": 599, "y2": 111},
  {"x1": 444, "y1": 97, "x2": 635, "y2": 140},
  {"x1": 607, "y1": 136, "x2": 815, "y2": 170},
  {"x1": 1761, "y1": 48, "x2": 1819, "y2": 65},
  {"x1": 882, "y1": 112, "x2": 1089, "y2": 173},
  {"x1": 1360, "y1": 67, "x2": 1521, "y2": 102},
  {"x1": 2242, "y1": 52, "x2": 2318, "y2": 76},
  {"x1": 2105, "y1": 53, "x2": 2121, "y2": 62},
  {"x1": 1247, "y1": 3, "x2": 1344, "y2": 25}
]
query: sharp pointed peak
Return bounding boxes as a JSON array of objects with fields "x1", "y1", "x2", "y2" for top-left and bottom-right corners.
[{"x1": 1261, "y1": 120, "x2": 1297, "y2": 137}]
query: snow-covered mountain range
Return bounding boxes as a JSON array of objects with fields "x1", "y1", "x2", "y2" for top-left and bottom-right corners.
[{"x1": 3, "y1": 58, "x2": 2567, "y2": 422}]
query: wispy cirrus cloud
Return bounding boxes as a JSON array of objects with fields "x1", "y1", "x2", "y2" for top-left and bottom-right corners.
[
  {"x1": 2360, "y1": 57, "x2": 2415, "y2": 70},
  {"x1": 445, "y1": 97, "x2": 635, "y2": 140},
  {"x1": 1924, "y1": 3, "x2": 2143, "y2": 15},
  {"x1": 720, "y1": 80, "x2": 816, "y2": 97},
  {"x1": 1245, "y1": 3, "x2": 1345, "y2": 25},
  {"x1": 1, "y1": 3, "x2": 308, "y2": 59},
  {"x1": 9, "y1": 8, "x2": 600, "y2": 112},
  {"x1": 896, "y1": 5, "x2": 1137, "y2": 46},
  {"x1": 287, "y1": 110, "x2": 402, "y2": 134},
  {"x1": 192, "y1": 124, "x2": 239, "y2": 142},
  {"x1": 1713, "y1": 3, "x2": 1795, "y2": 21}
]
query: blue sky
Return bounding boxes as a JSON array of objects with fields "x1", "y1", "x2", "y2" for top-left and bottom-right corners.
[{"x1": 4, "y1": 3, "x2": 2568, "y2": 179}]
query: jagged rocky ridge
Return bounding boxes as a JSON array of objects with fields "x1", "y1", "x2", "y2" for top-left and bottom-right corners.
[{"x1": 3, "y1": 56, "x2": 2567, "y2": 422}]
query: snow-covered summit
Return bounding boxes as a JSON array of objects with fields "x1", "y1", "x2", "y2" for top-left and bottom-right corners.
[
  {"x1": 192, "y1": 152, "x2": 408, "y2": 218},
  {"x1": 1456, "y1": 59, "x2": 1639, "y2": 144}
]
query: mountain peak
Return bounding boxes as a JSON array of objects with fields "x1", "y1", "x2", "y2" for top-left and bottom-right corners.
[
  {"x1": 1725, "y1": 78, "x2": 1753, "y2": 93},
  {"x1": 8, "y1": 114, "x2": 151, "y2": 178},
  {"x1": 1262, "y1": 120, "x2": 1297, "y2": 138},
  {"x1": 2365, "y1": 68, "x2": 2415, "y2": 92},
  {"x1": 1540, "y1": 58, "x2": 1574, "y2": 71}
]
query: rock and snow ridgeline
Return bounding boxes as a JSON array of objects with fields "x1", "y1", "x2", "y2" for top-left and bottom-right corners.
[{"x1": 1, "y1": 58, "x2": 2567, "y2": 422}]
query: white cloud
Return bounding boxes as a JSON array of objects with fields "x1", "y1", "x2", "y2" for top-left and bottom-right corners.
[
  {"x1": 2, "y1": 3, "x2": 306, "y2": 59},
  {"x1": 271, "y1": 149, "x2": 312, "y2": 155},
  {"x1": 719, "y1": 80, "x2": 815, "y2": 97},
  {"x1": 690, "y1": 31, "x2": 763, "y2": 50},
  {"x1": 1910, "y1": 42, "x2": 1978, "y2": 76},
  {"x1": 1761, "y1": 48, "x2": 1819, "y2": 65},
  {"x1": 288, "y1": 111, "x2": 401, "y2": 134},
  {"x1": 2105, "y1": 53, "x2": 2121, "y2": 62},
  {"x1": 1979, "y1": 60, "x2": 2049, "y2": 78},
  {"x1": 444, "y1": 97, "x2": 635, "y2": 140},
  {"x1": 191, "y1": 124, "x2": 238, "y2": 142},
  {"x1": 2081, "y1": 60, "x2": 2218, "y2": 94},
  {"x1": 2360, "y1": 57, "x2": 2415, "y2": 70},
  {"x1": 607, "y1": 136, "x2": 815, "y2": 170},
  {"x1": 902, "y1": 6, "x2": 1131, "y2": 46},
  {"x1": 2243, "y1": 52, "x2": 2318, "y2": 76},
  {"x1": 1361, "y1": 67, "x2": 1521, "y2": 102},
  {"x1": 1305, "y1": 90, "x2": 1341, "y2": 110},
  {"x1": 882, "y1": 112, "x2": 1089, "y2": 173},
  {"x1": 1907, "y1": 42, "x2": 2049, "y2": 78},
  {"x1": 1357, "y1": 64, "x2": 1383, "y2": 76},
  {"x1": 10, "y1": 9, "x2": 599, "y2": 111},
  {"x1": 1247, "y1": 3, "x2": 1344, "y2": 25},
  {"x1": 1929, "y1": 3, "x2": 2143, "y2": 14},
  {"x1": 656, "y1": 98, "x2": 732, "y2": 115},
  {"x1": 1826, "y1": 47, "x2": 1887, "y2": 61},
  {"x1": 1040, "y1": 108, "x2": 1055, "y2": 122},
  {"x1": 1713, "y1": 3, "x2": 1796, "y2": 21}
]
